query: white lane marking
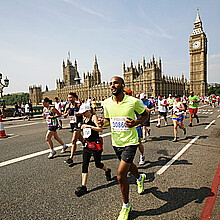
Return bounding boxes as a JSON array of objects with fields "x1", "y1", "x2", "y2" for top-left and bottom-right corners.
[
  {"x1": 5, "y1": 135, "x2": 20, "y2": 139},
  {"x1": 0, "y1": 132, "x2": 112, "y2": 167},
  {"x1": 4, "y1": 122, "x2": 42, "y2": 129},
  {"x1": 101, "y1": 132, "x2": 111, "y2": 137},
  {"x1": 205, "y1": 120, "x2": 216, "y2": 130},
  {"x1": 156, "y1": 136, "x2": 200, "y2": 175},
  {"x1": 210, "y1": 112, "x2": 213, "y2": 115}
]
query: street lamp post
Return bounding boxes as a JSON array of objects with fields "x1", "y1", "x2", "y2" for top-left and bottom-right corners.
[{"x1": 0, "y1": 73, "x2": 10, "y2": 108}]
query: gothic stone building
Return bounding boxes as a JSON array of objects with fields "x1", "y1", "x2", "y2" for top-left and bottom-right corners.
[{"x1": 29, "y1": 8, "x2": 207, "y2": 104}]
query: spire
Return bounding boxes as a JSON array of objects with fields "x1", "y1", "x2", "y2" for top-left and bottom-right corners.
[
  {"x1": 194, "y1": 6, "x2": 201, "y2": 23},
  {"x1": 94, "y1": 55, "x2": 98, "y2": 65}
]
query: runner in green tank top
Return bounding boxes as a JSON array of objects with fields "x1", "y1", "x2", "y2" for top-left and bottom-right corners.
[{"x1": 101, "y1": 76, "x2": 149, "y2": 220}]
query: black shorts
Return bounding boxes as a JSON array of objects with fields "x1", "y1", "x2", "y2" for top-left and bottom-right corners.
[
  {"x1": 183, "y1": 104, "x2": 187, "y2": 112},
  {"x1": 48, "y1": 126, "x2": 58, "y2": 131},
  {"x1": 141, "y1": 118, "x2": 150, "y2": 127},
  {"x1": 159, "y1": 112, "x2": 167, "y2": 117},
  {"x1": 70, "y1": 123, "x2": 81, "y2": 132},
  {"x1": 113, "y1": 145, "x2": 138, "y2": 163}
]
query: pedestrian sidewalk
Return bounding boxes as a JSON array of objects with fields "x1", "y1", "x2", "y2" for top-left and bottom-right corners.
[{"x1": 2, "y1": 114, "x2": 42, "y2": 122}]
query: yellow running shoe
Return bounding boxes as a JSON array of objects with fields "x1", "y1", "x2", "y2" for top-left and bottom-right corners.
[
  {"x1": 117, "y1": 204, "x2": 131, "y2": 220},
  {"x1": 137, "y1": 174, "x2": 146, "y2": 194}
]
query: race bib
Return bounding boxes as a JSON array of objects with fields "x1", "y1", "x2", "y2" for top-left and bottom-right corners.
[
  {"x1": 46, "y1": 118, "x2": 51, "y2": 124},
  {"x1": 83, "y1": 128, "x2": 91, "y2": 138},
  {"x1": 69, "y1": 116, "x2": 77, "y2": 124},
  {"x1": 111, "y1": 117, "x2": 129, "y2": 131},
  {"x1": 189, "y1": 101, "x2": 193, "y2": 105}
]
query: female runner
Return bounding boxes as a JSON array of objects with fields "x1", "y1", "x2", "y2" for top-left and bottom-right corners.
[
  {"x1": 42, "y1": 97, "x2": 67, "y2": 158},
  {"x1": 75, "y1": 103, "x2": 111, "y2": 197},
  {"x1": 172, "y1": 95, "x2": 186, "y2": 142}
]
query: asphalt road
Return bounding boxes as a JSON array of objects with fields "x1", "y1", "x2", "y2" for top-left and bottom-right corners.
[{"x1": 0, "y1": 104, "x2": 220, "y2": 219}]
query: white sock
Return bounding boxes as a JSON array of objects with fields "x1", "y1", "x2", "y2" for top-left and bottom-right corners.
[
  {"x1": 137, "y1": 175, "x2": 142, "y2": 182},
  {"x1": 143, "y1": 136, "x2": 146, "y2": 139},
  {"x1": 123, "y1": 202, "x2": 130, "y2": 208},
  {"x1": 50, "y1": 149, "x2": 54, "y2": 152}
]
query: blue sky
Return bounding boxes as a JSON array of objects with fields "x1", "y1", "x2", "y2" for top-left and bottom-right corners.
[{"x1": 0, "y1": 0, "x2": 220, "y2": 94}]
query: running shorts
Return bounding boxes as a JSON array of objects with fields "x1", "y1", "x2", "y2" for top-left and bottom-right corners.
[
  {"x1": 189, "y1": 108, "x2": 198, "y2": 115},
  {"x1": 136, "y1": 126, "x2": 142, "y2": 139},
  {"x1": 183, "y1": 104, "x2": 187, "y2": 112},
  {"x1": 141, "y1": 117, "x2": 150, "y2": 127},
  {"x1": 113, "y1": 145, "x2": 138, "y2": 163},
  {"x1": 172, "y1": 114, "x2": 184, "y2": 123},
  {"x1": 70, "y1": 123, "x2": 81, "y2": 132},
  {"x1": 48, "y1": 126, "x2": 58, "y2": 131},
  {"x1": 159, "y1": 112, "x2": 167, "y2": 117}
]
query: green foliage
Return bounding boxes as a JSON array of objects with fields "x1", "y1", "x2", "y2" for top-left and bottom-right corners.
[
  {"x1": 2, "y1": 93, "x2": 29, "y2": 106},
  {"x1": 208, "y1": 85, "x2": 220, "y2": 96}
]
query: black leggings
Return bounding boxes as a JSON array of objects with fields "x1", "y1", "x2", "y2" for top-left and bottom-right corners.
[{"x1": 82, "y1": 147, "x2": 104, "y2": 173}]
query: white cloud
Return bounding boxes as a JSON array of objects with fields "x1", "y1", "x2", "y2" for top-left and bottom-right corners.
[
  {"x1": 209, "y1": 53, "x2": 220, "y2": 60},
  {"x1": 62, "y1": 0, "x2": 107, "y2": 20},
  {"x1": 127, "y1": 24, "x2": 174, "y2": 40}
]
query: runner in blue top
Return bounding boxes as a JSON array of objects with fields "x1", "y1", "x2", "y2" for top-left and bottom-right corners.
[
  {"x1": 140, "y1": 93, "x2": 154, "y2": 143},
  {"x1": 42, "y1": 97, "x2": 67, "y2": 159}
]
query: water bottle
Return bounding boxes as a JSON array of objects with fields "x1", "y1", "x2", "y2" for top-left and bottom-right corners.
[{"x1": 96, "y1": 138, "x2": 102, "y2": 150}]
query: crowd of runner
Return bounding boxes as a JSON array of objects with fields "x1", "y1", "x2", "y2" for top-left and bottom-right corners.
[{"x1": 35, "y1": 78, "x2": 220, "y2": 220}]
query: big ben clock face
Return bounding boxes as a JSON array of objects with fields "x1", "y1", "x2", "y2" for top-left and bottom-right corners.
[{"x1": 193, "y1": 40, "x2": 201, "y2": 49}]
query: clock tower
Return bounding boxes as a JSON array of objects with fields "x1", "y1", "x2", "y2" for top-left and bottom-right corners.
[{"x1": 189, "y1": 7, "x2": 208, "y2": 96}]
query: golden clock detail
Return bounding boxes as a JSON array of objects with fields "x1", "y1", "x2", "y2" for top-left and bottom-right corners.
[{"x1": 193, "y1": 41, "x2": 201, "y2": 49}]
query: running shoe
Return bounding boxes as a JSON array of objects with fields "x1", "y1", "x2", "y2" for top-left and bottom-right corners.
[
  {"x1": 64, "y1": 158, "x2": 73, "y2": 165},
  {"x1": 139, "y1": 155, "x2": 145, "y2": 165},
  {"x1": 48, "y1": 151, "x2": 56, "y2": 159},
  {"x1": 165, "y1": 122, "x2": 168, "y2": 126},
  {"x1": 189, "y1": 123, "x2": 192, "y2": 127},
  {"x1": 183, "y1": 128, "x2": 186, "y2": 135},
  {"x1": 61, "y1": 145, "x2": 68, "y2": 154},
  {"x1": 156, "y1": 124, "x2": 160, "y2": 128},
  {"x1": 137, "y1": 173, "x2": 146, "y2": 194},
  {"x1": 105, "y1": 169, "x2": 112, "y2": 181},
  {"x1": 117, "y1": 204, "x2": 131, "y2": 220},
  {"x1": 141, "y1": 138, "x2": 147, "y2": 143},
  {"x1": 173, "y1": 137, "x2": 177, "y2": 142},
  {"x1": 75, "y1": 186, "x2": 87, "y2": 197},
  {"x1": 147, "y1": 128, "x2": 151, "y2": 136}
]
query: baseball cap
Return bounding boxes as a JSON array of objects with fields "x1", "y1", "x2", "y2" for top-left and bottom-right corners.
[
  {"x1": 78, "y1": 103, "x2": 91, "y2": 113},
  {"x1": 140, "y1": 93, "x2": 146, "y2": 100}
]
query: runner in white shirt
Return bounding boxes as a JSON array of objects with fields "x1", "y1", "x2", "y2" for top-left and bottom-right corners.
[
  {"x1": 54, "y1": 97, "x2": 63, "y2": 129},
  {"x1": 156, "y1": 95, "x2": 168, "y2": 127}
]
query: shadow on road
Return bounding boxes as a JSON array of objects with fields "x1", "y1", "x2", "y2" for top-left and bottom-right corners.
[
  {"x1": 87, "y1": 172, "x2": 154, "y2": 194},
  {"x1": 131, "y1": 186, "x2": 212, "y2": 219},
  {"x1": 138, "y1": 156, "x2": 192, "y2": 170},
  {"x1": 189, "y1": 122, "x2": 210, "y2": 127}
]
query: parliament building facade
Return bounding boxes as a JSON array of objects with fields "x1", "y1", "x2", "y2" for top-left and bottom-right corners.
[{"x1": 30, "y1": 8, "x2": 207, "y2": 105}]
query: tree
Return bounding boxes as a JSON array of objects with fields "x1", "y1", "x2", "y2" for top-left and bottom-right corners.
[
  {"x1": 3, "y1": 93, "x2": 30, "y2": 106},
  {"x1": 207, "y1": 85, "x2": 220, "y2": 96}
]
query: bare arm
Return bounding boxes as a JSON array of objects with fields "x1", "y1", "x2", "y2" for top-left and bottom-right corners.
[
  {"x1": 47, "y1": 107, "x2": 61, "y2": 119},
  {"x1": 126, "y1": 110, "x2": 149, "y2": 128},
  {"x1": 82, "y1": 115, "x2": 103, "y2": 132}
]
